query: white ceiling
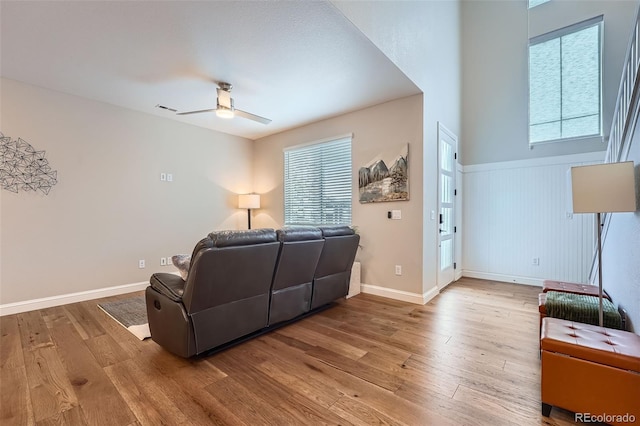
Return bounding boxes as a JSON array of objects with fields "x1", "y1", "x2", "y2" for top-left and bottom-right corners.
[{"x1": 1, "y1": 1, "x2": 421, "y2": 140}]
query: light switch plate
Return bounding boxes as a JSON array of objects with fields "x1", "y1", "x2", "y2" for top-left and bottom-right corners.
[{"x1": 391, "y1": 210, "x2": 401, "y2": 220}]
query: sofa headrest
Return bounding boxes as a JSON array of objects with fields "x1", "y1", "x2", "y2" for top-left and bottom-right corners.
[
  {"x1": 318, "y1": 225, "x2": 355, "y2": 237},
  {"x1": 277, "y1": 226, "x2": 323, "y2": 242},
  {"x1": 207, "y1": 228, "x2": 277, "y2": 247},
  {"x1": 190, "y1": 236, "x2": 215, "y2": 265}
]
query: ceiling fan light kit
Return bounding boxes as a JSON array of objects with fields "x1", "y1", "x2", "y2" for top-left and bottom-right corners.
[
  {"x1": 171, "y1": 82, "x2": 271, "y2": 125},
  {"x1": 216, "y1": 106, "x2": 234, "y2": 119}
]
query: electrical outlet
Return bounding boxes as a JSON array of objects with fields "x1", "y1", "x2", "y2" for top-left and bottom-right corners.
[
  {"x1": 391, "y1": 210, "x2": 402, "y2": 220},
  {"x1": 167, "y1": 256, "x2": 173, "y2": 265},
  {"x1": 160, "y1": 257, "x2": 167, "y2": 266},
  {"x1": 139, "y1": 259, "x2": 145, "y2": 269},
  {"x1": 167, "y1": 173, "x2": 173, "y2": 182},
  {"x1": 532, "y1": 257, "x2": 540, "y2": 266},
  {"x1": 395, "y1": 265, "x2": 402, "y2": 275}
]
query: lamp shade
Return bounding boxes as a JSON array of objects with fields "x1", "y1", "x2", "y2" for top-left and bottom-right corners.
[
  {"x1": 569, "y1": 161, "x2": 637, "y2": 213},
  {"x1": 238, "y1": 194, "x2": 260, "y2": 209}
]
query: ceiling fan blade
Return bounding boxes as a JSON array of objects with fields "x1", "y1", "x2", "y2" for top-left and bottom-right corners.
[
  {"x1": 176, "y1": 108, "x2": 217, "y2": 116},
  {"x1": 234, "y1": 109, "x2": 272, "y2": 125},
  {"x1": 155, "y1": 104, "x2": 177, "y2": 113}
]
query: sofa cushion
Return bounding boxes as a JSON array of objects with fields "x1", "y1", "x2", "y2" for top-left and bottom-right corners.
[{"x1": 150, "y1": 272, "x2": 186, "y2": 302}]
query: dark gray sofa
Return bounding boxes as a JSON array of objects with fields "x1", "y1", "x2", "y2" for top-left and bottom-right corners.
[{"x1": 145, "y1": 225, "x2": 359, "y2": 357}]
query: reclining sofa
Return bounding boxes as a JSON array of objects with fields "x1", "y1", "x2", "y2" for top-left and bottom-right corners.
[{"x1": 145, "y1": 225, "x2": 359, "y2": 357}]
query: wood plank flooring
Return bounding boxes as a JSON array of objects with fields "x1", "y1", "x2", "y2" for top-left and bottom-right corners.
[{"x1": 1, "y1": 277, "x2": 586, "y2": 425}]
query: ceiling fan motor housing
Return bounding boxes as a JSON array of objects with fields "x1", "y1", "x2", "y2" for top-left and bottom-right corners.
[
  {"x1": 218, "y1": 82, "x2": 233, "y2": 92},
  {"x1": 217, "y1": 84, "x2": 234, "y2": 110}
]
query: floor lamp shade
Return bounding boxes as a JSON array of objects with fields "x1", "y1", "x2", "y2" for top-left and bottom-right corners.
[
  {"x1": 238, "y1": 194, "x2": 260, "y2": 229},
  {"x1": 569, "y1": 161, "x2": 637, "y2": 214},
  {"x1": 238, "y1": 194, "x2": 261, "y2": 210},
  {"x1": 568, "y1": 161, "x2": 636, "y2": 327}
]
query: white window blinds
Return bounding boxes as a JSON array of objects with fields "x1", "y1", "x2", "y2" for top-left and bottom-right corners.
[
  {"x1": 284, "y1": 136, "x2": 352, "y2": 226},
  {"x1": 529, "y1": 16, "x2": 602, "y2": 144}
]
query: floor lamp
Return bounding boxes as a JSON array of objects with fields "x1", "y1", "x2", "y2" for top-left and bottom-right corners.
[
  {"x1": 569, "y1": 161, "x2": 637, "y2": 326},
  {"x1": 238, "y1": 194, "x2": 260, "y2": 230}
]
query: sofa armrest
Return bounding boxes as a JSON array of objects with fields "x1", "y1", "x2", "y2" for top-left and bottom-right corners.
[{"x1": 150, "y1": 273, "x2": 186, "y2": 302}]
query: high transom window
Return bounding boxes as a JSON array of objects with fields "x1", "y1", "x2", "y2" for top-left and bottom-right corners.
[
  {"x1": 528, "y1": 0, "x2": 550, "y2": 9},
  {"x1": 529, "y1": 16, "x2": 603, "y2": 144}
]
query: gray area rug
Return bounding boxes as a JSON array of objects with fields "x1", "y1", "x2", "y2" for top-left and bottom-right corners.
[{"x1": 98, "y1": 295, "x2": 150, "y2": 340}]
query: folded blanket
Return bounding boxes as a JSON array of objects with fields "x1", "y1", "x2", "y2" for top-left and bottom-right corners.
[{"x1": 545, "y1": 291, "x2": 622, "y2": 330}]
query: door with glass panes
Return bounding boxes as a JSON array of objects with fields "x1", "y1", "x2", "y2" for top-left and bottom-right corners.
[{"x1": 437, "y1": 124, "x2": 457, "y2": 289}]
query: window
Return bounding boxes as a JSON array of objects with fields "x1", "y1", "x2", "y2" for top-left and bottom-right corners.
[
  {"x1": 528, "y1": 0, "x2": 550, "y2": 9},
  {"x1": 529, "y1": 16, "x2": 602, "y2": 144},
  {"x1": 284, "y1": 135, "x2": 352, "y2": 225}
]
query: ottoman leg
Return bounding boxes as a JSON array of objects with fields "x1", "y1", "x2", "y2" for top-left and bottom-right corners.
[{"x1": 542, "y1": 402, "x2": 552, "y2": 417}]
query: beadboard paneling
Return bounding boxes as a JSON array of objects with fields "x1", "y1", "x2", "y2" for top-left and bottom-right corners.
[{"x1": 462, "y1": 153, "x2": 603, "y2": 285}]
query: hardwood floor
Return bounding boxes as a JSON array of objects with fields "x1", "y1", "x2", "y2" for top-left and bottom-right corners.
[{"x1": 1, "y1": 278, "x2": 585, "y2": 425}]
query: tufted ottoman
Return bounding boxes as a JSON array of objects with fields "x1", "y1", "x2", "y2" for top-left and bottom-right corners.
[{"x1": 541, "y1": 317, "x2": 640, "y2": 425}]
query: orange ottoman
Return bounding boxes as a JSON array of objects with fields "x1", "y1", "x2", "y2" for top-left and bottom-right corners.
[
  {"x1": 542, "y1": 280, "x2": 611, "y2": 301},
  {"x1": 539, "y1": 293, "x2": 547, "y2": 331},
  {"x1": 541, "y1": 317, "x2": 640, "y2": 424}
]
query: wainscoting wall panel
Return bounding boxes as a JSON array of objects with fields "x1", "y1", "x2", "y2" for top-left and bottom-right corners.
[{"x1": 462, "y1": 152, "x2": 603, "y2": 286}]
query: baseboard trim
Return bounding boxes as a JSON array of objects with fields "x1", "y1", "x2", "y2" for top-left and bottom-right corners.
[
  {"x1": 462, "y1": 270, "x2": 543, "y2": 287},
  {"x1": 0, "y1": 281, "x2": 150, "y2": 316},
  {"x1": 360, "y1": 283, "x2": 439, "y2": 305}
]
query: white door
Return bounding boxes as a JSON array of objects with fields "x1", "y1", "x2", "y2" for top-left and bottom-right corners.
[{"x1": 437, "y1": 123, "x2": 458, "y2": 289}]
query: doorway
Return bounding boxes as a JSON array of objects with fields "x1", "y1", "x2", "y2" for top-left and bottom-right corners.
[{"x1": 437, "y1": 123, "x2": 458, "y2": 289}]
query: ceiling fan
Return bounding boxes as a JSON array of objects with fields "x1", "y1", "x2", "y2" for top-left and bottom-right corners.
[{"x1": 170, "y1": 82, "x2": 271, "y2": 125}]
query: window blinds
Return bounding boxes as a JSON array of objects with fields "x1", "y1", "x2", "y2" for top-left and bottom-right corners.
[{"x1": 284, "y1": 136, "x2": 352, "y2": 225}]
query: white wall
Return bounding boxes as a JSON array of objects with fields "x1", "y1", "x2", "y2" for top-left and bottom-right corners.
[
  {"x1": 0, "y1": 78, "x2": 254, "y2": 309},
  {"x1": 332, "y1": 0, "x2": 461, "y2": 298},
  {"x1": 463, "y1": 152, "x2": 602, "y2": 285},
  {"x1": 254, "y1": 95, "x2": 426, "y2": 300},
  {"x1": 602, "y1": 123, "x2": 640, "y2": 332},
  {"x1": 458, "y1": 1, "x2": 637, "y2": 293},
  {"x1": 461, "y1": 0, "x2": 638, "y2": 166}
]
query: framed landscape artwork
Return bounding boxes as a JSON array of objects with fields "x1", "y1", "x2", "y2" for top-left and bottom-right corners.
[{"x1": 358, "y1": 143, "x2": 409, "y2": 203}]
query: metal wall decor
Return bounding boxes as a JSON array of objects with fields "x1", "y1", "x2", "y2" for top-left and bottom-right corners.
[{"x1": 0, "y1": 132, "x2": 58, "y2": 194}]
